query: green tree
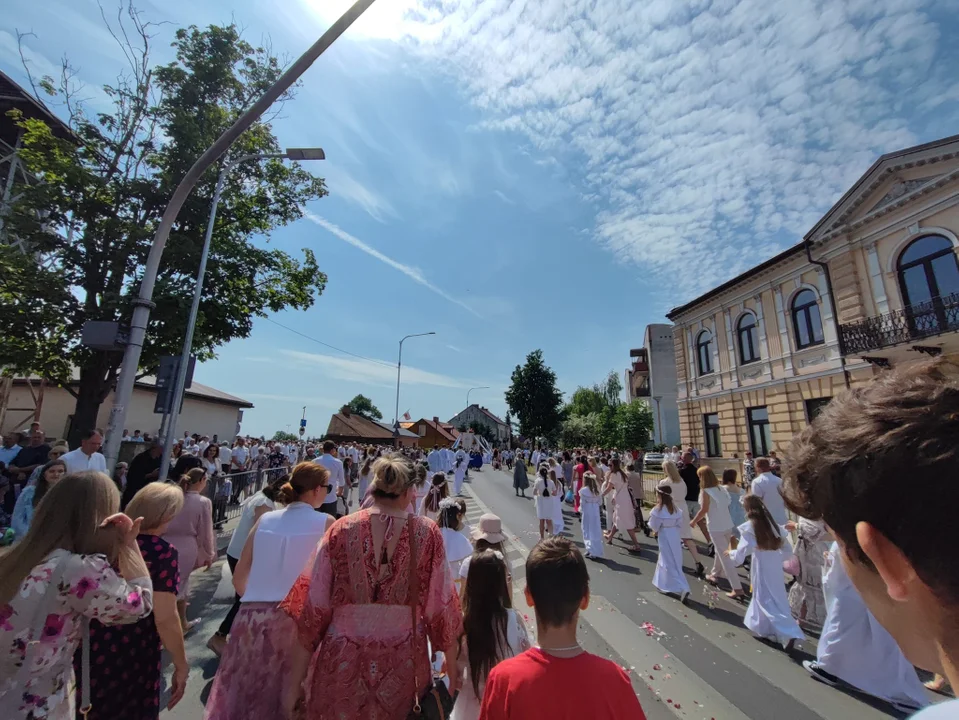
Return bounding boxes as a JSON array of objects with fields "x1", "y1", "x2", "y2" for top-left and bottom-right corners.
[
  {"x1": 566, "y1": 386, "x2": 606, "y2": 417},
  {"x1": 600, "y1": 370, "x2": 624, "y2": 409},
  {"x1": 505, "y1": 350, "x2": 563, "y2": 443},
  {"x1": 4, "y1": 15, "x2": 328, "y2": 443},
  {"x1": 616, "y1": 400, "x2": 655, "y2": 450},
  {"x1": 470, "y1": 422, "x2": 495, "y2": 443},
  {"x1": 272, "y1": 430, "x2": 298, "y2": 442},
  {"x1": 346, "y1": 394, "x2": 382, "y2": 420},
  {"x1": 560, "y1": 413, "x2": 599, "y2": 449}
]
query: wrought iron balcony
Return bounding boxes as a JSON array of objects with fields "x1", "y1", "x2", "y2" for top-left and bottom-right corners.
[
  {"x1": 839, "y1": 293, "x2": 959, "y2": 355},
  {"x1": 631, "y1": 386, "x2": 651, "y2": 398}
]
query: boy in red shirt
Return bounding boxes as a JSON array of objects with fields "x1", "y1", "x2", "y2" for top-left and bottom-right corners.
[{"x1": 479, "y1": 537, "x2": 646, "y2": 720}]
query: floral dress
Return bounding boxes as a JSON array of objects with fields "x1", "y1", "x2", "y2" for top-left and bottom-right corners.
[
  {"x1": 78, "y1": 535, "x2": 179, "y2": 719},
  {"x1": 0, "y1": 549, "x2": 153, "y2": 719},
  {"x1": 281, "y1": 511, "x2": 462, "y2": 720}
]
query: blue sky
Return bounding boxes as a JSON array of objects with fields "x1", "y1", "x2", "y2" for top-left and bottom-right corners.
[{"x1": 4, "y1": 0, "x2": 958, "y2": 437}]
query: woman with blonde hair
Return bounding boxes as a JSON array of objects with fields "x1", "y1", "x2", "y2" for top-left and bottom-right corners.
[
  {"x1": 162, "y1": 468, "x2": 215, "y2": 632},
  {"x1": 280, "y1": 453, "x2": 462, "y2": 719},
  {"x1": 602, "y1": 456, "x2": 642, "y2": 552},
  {"x1": 0, "y1": 471, "x2": 153, "y2": 718},
  {"x1": 661, "y1": 460, "x2": 705, "y2": 578},
  {"x1": 691, "y1": 466, "x2": 743, "y2": 598},
  {"x1": 81, "y1": 483, "x2": 189, "y2": 718},
  {"x1": 204, "y1": 462, "x2": 334, "y2": 720}
]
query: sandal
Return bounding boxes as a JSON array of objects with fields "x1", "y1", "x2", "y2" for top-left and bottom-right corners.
[{"x1": 705, "y1": 574, "x2": 720, "y2": 585}]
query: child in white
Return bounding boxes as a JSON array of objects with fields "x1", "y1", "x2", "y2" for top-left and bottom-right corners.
[
  {"x1": 730, "y1": 495, "x2": 804, "y2": 649},
  {"x1": 578, "y1": 472, "x2": 604, "y2": 559},
  {"x1": 549, "y1": 469, "x2": 565, "y2": 536},
  {"x1": 533, "y1": 466, "x2": 555, "y2": 539},
  {"x1": 649, "y1": 484, "x2": 689, "y2": 602},
  {"x1": 804, "y1": 541, "x2": 928, "y2": 713}
]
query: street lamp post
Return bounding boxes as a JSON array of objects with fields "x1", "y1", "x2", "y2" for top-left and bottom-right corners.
[
  {"x1": 466, "y1": 386, "x2": 489, "y2": 409},
  {"x1": 102, "y1": 0, "x2": 377, "y2": 473},
  {"x1": 393, "y1": 332, "x2": 435, "y2": 447},
  {"x1": 157, "y1": 149, "x2": 325, "y2": 482}
]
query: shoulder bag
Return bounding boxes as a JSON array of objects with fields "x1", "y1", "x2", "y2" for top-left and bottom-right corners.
[{"x1": 406, "y1": 515, "x2": 456, "y2": 720}]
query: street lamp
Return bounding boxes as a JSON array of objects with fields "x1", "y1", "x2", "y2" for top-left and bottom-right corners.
[
  {"x1": 394, "y1": 332, "x2": 435, "y2": 447},
  {"x1": 466, "y1": 386, "x2": 489, "y2": 409},
  {"x1": 102, "y1": 0, "x2": 377, "y2": 473},
  {"x1": 157, "y1": 148, "x2": 325, "y2": 482}
]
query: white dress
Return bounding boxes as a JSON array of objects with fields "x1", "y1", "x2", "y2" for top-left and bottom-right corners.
[
  {"x1": 815, "y1": 542, "x2": 928, "y2": 709},
  {"x1": 609, "y1": 472, "x2": 635, "y2": 531},
  {"x1": 551, "y1": 479, "x2": 565, "y2": 535},
  {"x1": 358, "y1": 471, "x2": 372, "y2": 500},
  {"x1": 578, "y1": 486, "x2": 604, "y2": 558},
  {"x1": 441, "y1": 527, "x2": 474, "y2": 579},
  {"x1": 731, "y1": 522, "x2": 804, "y2": 647},
  {"x1": 450, "y1": 609, "x2": 531, "y2": 720},
  {"x1": 453, "y1": 458, "x2": 468, "y2": 495},
  {"x1": 533, "y1": 477, "x2": 556, "y2": 521},
  {"x1": 649, "y1": 505, "x2": 689, "y2": 595},
  {"x1": 662, "y1": 480, "x2": 693, "y2": 540}
]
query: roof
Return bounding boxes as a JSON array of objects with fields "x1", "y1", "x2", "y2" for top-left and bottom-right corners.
[
  {"x1": 374, "y1": 420, "x2": 418, "y2": 438},
  {"x1": 665, "y1": 242, "x2": 807, "y2": 320},
  {"x1": 0, "y1": 70, "x2": 78, "y2": 143},
  {"x1": 325, "y1": 412, "x2": 394, "y2": 441},
  {"x1": 13, "y1": 375, "x2": 253, "y2": 409},
  {"x1": 451, "y1": 404, "x2": 506, "y2": 427},
  {"x1": 410, "y1": 418, "x2": 456, "y2": 443}
]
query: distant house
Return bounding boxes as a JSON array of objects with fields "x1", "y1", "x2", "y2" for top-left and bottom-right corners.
[
  {"x1": 407, "y1": 416, "x2": 457, "y2": 448},
  {"x1": 447, "y1": 404, "x2": 509, "y2": 445},
  {"x1": 325, "y1": 406, "x2": 418, "y2": 447}
]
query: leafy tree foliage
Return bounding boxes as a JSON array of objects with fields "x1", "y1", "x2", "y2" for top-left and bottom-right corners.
[
  {"x1": 272, "y1": 430, "x2": 298, "y2": 442},
  {"x1": 505, "y1": 350, "x2": 563, "y2": 443},
  {"x1": 616, "y1": 400, "x2": 654, "y2": 450},
  {"x1": 3, "y1": 14, "x2": 328, "y2": 442},
  {"x1": 346, "y1": 394, "x2": 382, "y2": 420},
  {"x1": 561, "y1": 369, "x2": 651, "y2": 450}
]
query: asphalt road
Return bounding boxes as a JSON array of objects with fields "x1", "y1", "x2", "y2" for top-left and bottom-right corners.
[
  {"x1": 461, "y1": 466, "x2": 937, "y2": 720},
  {"x1": 160, "y1": 467, "x2": 940, "y2": 719}
]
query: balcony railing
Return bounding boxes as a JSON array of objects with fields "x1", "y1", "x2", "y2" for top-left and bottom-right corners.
[
  {"x1": 632, "y1": 360, "x2": 649, "y2": 373},
  {"x1": 839, "y1": 293, "x2": 959, "y2": 354},
  {"x1": 631, "y1": 386, "x2": 651, "y2": 398}
]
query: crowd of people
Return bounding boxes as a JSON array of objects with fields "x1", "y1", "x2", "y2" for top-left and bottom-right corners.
[{"x1": 1, "y1": 359, "x2": 958, "y2": 718}]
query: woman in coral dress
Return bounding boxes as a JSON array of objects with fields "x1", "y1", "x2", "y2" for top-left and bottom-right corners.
[{"x1": 280, "y1": 455, "x2": 462, "y2": 720}]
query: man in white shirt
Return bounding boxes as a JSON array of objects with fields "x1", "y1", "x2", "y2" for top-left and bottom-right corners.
[
  {"x1": 61, "y1": 430, "x2": 108, "y2": 475},
  {"x1": 427, "y1": 445, "x2": 443, "y2": 473},
  {"x1": 348, "y1": 443, "x2": 359, "y2": 466},
  {"x1": 315, "y1": 441, "x2": 345, "y2": 517},
  {"x1": 750, "y1": 457, "x2": 787, "y2": 525},
  {"x1": 218, "y1": 443, "x2": 232, "y2": 474},
  {"x1": 230, "y1": 437, "x2": 250, "y2": 472},
  {"x1": 132, "y1": 430, "x2": 145, "y2": 443},
  {"x1": 0, "y1": 432, "x2": 23, "y2": 469},
  {"x1": 440, "y1": 445, "x2": 453, "y2": 472}
]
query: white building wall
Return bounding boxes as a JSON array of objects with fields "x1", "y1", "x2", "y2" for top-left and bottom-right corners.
[
  {"x1": 447, "y1": 406, "x2": 508, "y2": 442},
  {"x1": 646, "y1": 323, "x2": 681, "y2": 446}
]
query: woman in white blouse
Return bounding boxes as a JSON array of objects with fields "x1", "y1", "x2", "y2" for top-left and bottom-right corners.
[{"x1": 690, "y1": 466, "x2": 743, "y2": 598}]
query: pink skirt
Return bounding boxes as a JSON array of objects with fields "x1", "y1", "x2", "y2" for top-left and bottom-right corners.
[{"x1": 204, "y1": 603, "x2": 297, "y2": 720}]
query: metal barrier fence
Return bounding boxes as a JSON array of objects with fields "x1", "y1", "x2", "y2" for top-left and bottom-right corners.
[
  {"x1": 205, "y1": 467, "x2": 287, "y2": 527},
  {"x1": 639, "y1": 470, "x2": 665, "y2": 506}
]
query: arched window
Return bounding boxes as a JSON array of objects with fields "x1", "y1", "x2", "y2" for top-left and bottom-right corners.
[
  {"x1": 791, "y1": 289, "x2": 824, "y2": 349},
  {"x1": 897, "y1": 235, "x2": 959, "y2": 335},
  {"x1": 696, "y1": 330, "x2": 713, "y2": 376},
  {"x1": 737, "y1": 313, "x2": 760, "y2": 364}
]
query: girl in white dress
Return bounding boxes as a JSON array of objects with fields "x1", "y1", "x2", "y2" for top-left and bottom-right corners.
[
  {"x1": 451, "y1": 550, "x2": 531, "y2": 720},
  {"x1": 357, "y1": 457, "x2": 373, "y2": 502},
  {"x1": 578, "y1": 472, "x2": 605, "y2": 559},
  {"x1": 729, "y1": 495, "x2": 804, "y2": 650},
  {"x1": 602, "y1": 457, "x2": 641, "y2": 552},
  {"x1": 438, "y1": 499, "x2": 474, "y2": 586},
  {"x1": 661, "y1": 460, "x2": 706, "y2": 578},
  {"x1": 413, "y1": 463, "x2": 430, "y2": 514},
  {"x1": 648, "y1": 484, "x2": 690, "y2": 603},
  {"x1": 690, "y1": 466, "x2": 743, "y2": 598},
  {"x1": 549, "y1": 469, "x2": 565, "y2": 536},
  {"x1": 533, "y1": 467, "x2": 555, "y2": 539}
]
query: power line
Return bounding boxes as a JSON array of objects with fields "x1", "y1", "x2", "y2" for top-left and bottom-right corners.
[{"x1": 264, "y1": 317, "x2": 397, "y2": 369}]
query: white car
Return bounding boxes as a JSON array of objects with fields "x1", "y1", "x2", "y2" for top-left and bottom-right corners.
[{"x1": 643, "y1": 452, "x2": 665, "y2": 469}]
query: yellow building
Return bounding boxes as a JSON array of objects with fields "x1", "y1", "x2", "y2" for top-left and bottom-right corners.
[{"x1": 667, "y1": 134, "x2": 959, "y2": 461}]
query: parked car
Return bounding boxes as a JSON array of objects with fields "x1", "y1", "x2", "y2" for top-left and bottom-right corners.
[{"x1": 643, "y1": 452, "x2": 665, "y2": 469}]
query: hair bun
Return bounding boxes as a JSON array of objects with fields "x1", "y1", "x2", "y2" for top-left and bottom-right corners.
[{"x1": 277, "y1": 482, "x2": 297, "y2": 505}]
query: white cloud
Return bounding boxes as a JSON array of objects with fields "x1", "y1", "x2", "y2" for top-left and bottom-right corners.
[
  {"x1": 323, "y1": 164, "x2": 398, "y2": 222},
  {"x1": 364, "y1": 0, "x2": 950, "y2": 301},
  {"x1": 493, "y1": 189, "x2": 515, "y2": 205},
  {"x1": 446, "y1": 344, "x2": 464, "y2": 353},
  {"x1": 304, "y1": 212, "x2": 482, "y2": 317},
  {"x1": 280, "y1": 348, "x2": 482, "y2": 389}
]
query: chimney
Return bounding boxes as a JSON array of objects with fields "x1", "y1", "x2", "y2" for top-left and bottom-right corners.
[
  {"x1": 433, "y1": 416, "x2": 439, "y2": 423},
  {"x1": 341, "y1": 405, "x2": 351, "y2": 417}
]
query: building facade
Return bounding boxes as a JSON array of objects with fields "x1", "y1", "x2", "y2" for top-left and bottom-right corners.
[
  {"x1": 447, "y1": 405, "x2": 509, "y2": 445},
  {"x1": 625, "y1": 324, "x2": 681, "y2": 446},
  {"x1": 667, "y1": 135, "x2": 959, "y2": 461}
]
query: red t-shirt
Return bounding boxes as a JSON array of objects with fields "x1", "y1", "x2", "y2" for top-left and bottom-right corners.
[{"x1": 479, "y1": 648, "x2": 646, "y2": 720}]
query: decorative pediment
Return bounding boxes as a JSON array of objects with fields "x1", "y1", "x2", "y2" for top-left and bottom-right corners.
[
  {"x1": 805, "y1": 135, "x2": 959, "y2": 245},
  {"x1": 867, "y1": 176, "x2": 940, "y2": 213}
]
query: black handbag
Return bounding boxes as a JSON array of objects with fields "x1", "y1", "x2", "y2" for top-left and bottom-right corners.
[{"x1": 406, "y1": 515, "x2": 457, "y2": 720}]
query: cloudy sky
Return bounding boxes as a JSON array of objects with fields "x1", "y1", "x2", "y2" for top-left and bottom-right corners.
[{"x1": 4, "y1": 0, "x2": 958, "y2": 436}]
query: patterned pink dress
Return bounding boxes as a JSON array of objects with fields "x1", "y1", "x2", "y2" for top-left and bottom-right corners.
[
  {"x1": 281, "y1": 510, "x2": 462, "y2": 720},
  {"x1": 0, "y1": 550, "x2": 153, "y2": 719}
]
